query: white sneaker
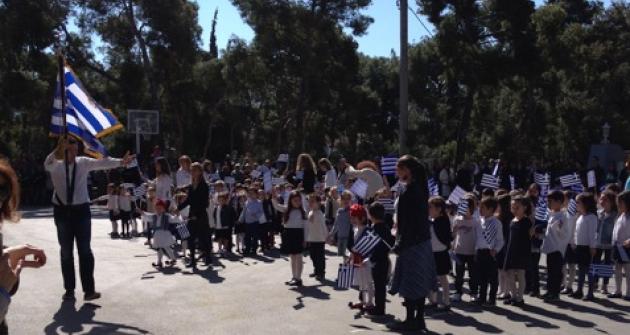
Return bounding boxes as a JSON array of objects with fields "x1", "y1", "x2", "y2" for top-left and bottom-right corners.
[{"x1": 450, "y1": 293, "x2": 462, "y2": 302}]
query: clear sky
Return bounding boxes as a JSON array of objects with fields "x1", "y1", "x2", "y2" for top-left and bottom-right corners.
[
  {"x1": 197, "y1": 0, "x2": 432, "y2": 57},
  {"x1": 197, "y1": 0, "x2": 615, "y2": 57}
]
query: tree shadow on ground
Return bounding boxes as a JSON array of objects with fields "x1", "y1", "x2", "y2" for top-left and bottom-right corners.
[{"x1": 43, "y1": 301, "x2": 150, "y2": 335}]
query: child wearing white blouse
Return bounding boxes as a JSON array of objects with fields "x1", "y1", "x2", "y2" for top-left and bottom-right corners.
[
  {"x1": 610, "y1": 191, "x2": 630, "y2": 300},
  {"x1": 570, "y1": 193, "x2": 598, "y2": 300}
]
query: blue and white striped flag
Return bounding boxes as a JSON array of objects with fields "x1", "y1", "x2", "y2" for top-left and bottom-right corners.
[
  {"x1": 589, "y1": 263, "x2": 614, "y2": 278},
  {"x1": 336, "y1": 263, "x2": 355, "y2": 289},
  {"x1": 481, "y1": 173, "x2": 500, "y2": 189},
  {"x1": 492, "y1": 161, "x2": 500, "y2": 176},
  {"x1": 380, "y1": 156, "x2": 398, "y2": 176},
  {"x1": 567, "y1": 198, "x2": 577, "y2": 217},
  {"x1": 428, "y1": 177, "x2": 439, "y2": 196},
  {"x1": 448, "y1": 186, "x2": 467, "y2": 205},
  {"x1": 534, "y1": 173, "x2": 550, "y2": 186},
  {"x1": 535, "y1": 197, "x2": 549, "y2": 222},
  {"x1": 457, "y1": 201, "x2": 469, "y2": 216},
  {"x1": 50, "y1": 65, "x2": 122, "y2": 157},
  {"x1": 509, "y1": 175, "x2": 516, "y2": 190},
  {"x1": 352, "y1": 230, "x2": 383, "y2": 257},
  {"x1": 559, "y1": 173, "x2": 582, "y2": 188}
]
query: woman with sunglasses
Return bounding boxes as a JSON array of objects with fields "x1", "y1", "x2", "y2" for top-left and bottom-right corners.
[
  {"x1": 44, "y1": 137, "x2": 134, "y2": 301},
  {"x1": 0, "y1": 160, "x2": 47, "y2": 332}
]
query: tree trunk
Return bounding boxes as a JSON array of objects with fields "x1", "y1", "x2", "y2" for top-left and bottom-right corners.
[
  {"x1": 123, "y1": 0, "x2": 160, "y2": 111},
  {"x1": 455, "y1": 88, "x2": 474, "y2": 166}
]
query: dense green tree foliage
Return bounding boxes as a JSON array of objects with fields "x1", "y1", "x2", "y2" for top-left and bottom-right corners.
[{"x1": 0, "y1": 0, "x2": 628, "y2": 167}]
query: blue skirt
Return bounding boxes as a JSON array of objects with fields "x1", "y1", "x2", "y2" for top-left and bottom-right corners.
[{"x1": 390, "y1": 240, "x2": 436, "y2": 300}]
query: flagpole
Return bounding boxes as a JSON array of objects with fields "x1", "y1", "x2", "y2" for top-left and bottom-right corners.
[{"x1": 57, "y1": 51, "x2": 67, "y2": 138}]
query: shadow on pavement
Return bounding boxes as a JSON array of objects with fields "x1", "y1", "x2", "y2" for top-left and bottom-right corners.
[
  {"x1": 429, "y1": 308, "x2": 504, "y2": 333},
  {"x1": 43, "y1": 301, "x2": 150, "y2": 335},
  {"x1": 290, "y1": 284, "x2": 331, "y2": 310}
]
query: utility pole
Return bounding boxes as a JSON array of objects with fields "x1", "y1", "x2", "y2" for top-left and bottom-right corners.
[{"x1": 399, "y1": 0, "x2": 409, "y2": 156}]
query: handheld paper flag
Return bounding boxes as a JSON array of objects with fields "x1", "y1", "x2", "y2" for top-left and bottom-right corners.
[
  {"x1": 587, "y1": 170, "x2": 596, "y2": 188},
  {"x1": 448, "y1": 186, "x2": 467, "y2": 205},
  {"x1": 349, "y1": 179, "x2": 369, "y2": 199},
  {"x1": 480, "y1": 174, "x2": 500, "y2": 189},
  {"x1": 427, "y1": 178, "x2": 439, "y2": 196},
  {"x1": 380, "y1": 156, "x2": 398, "y2": 176}
]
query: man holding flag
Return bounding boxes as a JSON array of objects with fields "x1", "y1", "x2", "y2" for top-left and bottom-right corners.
[{"x1": 45, "y1": 56, "x2": 134, "y2": 301}]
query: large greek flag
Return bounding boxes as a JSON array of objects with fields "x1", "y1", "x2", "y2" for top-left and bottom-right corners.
[{"x1": 50, "y1": 65, "x2": 122, "y2": 157}]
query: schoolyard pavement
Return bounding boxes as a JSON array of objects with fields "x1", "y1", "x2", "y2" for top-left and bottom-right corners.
[{"x1": 4, "y1": 207, "x2": 630, "y2": 335}]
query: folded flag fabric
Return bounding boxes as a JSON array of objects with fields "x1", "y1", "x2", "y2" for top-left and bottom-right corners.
[
  {"x1": 589, "y1": 263, "x2": 614, "y2": 278},
  {"x1": 352, "y1": 230, "x2": 383, "y2": 257},
  {"x1": 380, "y1": 156, "x2": 398, "y2": 176},
  {"x1": 336, "y1": 263, "x2": 355, "y2": 289},
  {"x1": 534, "y1": 173, "x2": 550, "y2": 186},
  {"x1": 50, "y1": 65, "x2": 122, "y2": 157},
  {"x1": 448, "y1": 186, "x2": 467, "y2": 205},
  {"x1": 480, "y1": 174, "x2": 500, "y2": 189},
  {"x1": 560, "y1": 173, "x2": 582, "y2": 188},
  {"x1": 492, "y1": 162, "x2": 500, "y2": 176},
  {"x1": 567, "y1": 198, "x2": 577, "y2": 217},
  {"x1": 427, "y1": 177, "x2": 439, "y2": 196},
  {"x1": 535, "y1": 197, "x2": 549, "y2": 222},
  {"x1": 509, "y1": 175, "x2": 516, "y2": 191}
]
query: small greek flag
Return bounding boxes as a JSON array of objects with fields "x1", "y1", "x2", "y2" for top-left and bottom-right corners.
[
  {"x1": 376, "y1": 197, "x2": 395, "y2": 214},
  {"x1": 50, "y1": 65, "x2": 122, "y2": 157},
  {"x1": 457, "y1": 201, "x2": 469, "y2": 216},
  {"x1": 481, "y1": 174, "x2": 500, "y2": 189},
  {"x1": 570, "y1": 183, "x2": 584, "y2": 194},
  {"x1": 133, "y1": 184, "x2": 147, "y2": 198},
  {"x1": 534, "y1": 173, "x2": 550, "y2": 186},
  {"x1": 482, "y1": 219, "x2": 498, "y2": 247},
  {"x1": 535, "y1": 197, "x2": 549, "y2": 222},
  {"x1": 509, "y1": 175, "x2": 516, "y2": 190},
  {"x1": 380, "y1": 156, "x2": 398, "y2": 176},
  {"x1": 175, "y1": 222, "x2": 190, "y2": 240},
  {"x1": 567, "y1": 198, "x2": 577, "y2": 217},
  {"x1": 352, "y1": 230, "x2": 382, "y2": 257},
  {"x1": 589, "y1": 263, "x2": 614, "y2": 278},
  {"x1": 428, "y1": 177, "x2": 439, "y2": 196},
  {"x1": 336, "y1": 263, "x2": 355, "y2": 289},
  {"x1": 559, "y1": 173, "x2": 582, "y2": 188},
  {"x1": 540, "y1": 184, "x2": 549, "y2": 197},
  {"x1": 448, "y1": 186, "x2": 467, "y2": 205}
]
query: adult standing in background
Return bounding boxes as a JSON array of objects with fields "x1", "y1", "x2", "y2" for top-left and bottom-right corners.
[
  {"x1": 44, "y1": 137, "x2": 134, "y2": 301},
  {"x1": 388, "y1": 155, "x2": 435, "y2": 332},
  {"x1": 296, "y1": 154, "x2": 317, "y2": 194},
  {"x1": 318, "y1": 158, "x2": 337, "y2": 189},
  {"x1": 177, "y1": 163, "x2": 210, "y2": 269},
  {"x1": 0, "y1": 160, "x2": 47, "y2": 333},
  {"x1": 175, "y1": 155, "x2": 192, "y2": 188}
]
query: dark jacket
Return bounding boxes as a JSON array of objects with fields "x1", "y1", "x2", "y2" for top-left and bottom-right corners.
[
  {"x1": 213, "y1": 205, "x2": 237, "y2": 229},
  {"x1": 394, "y1": 179, "x2": 430, "y2": 253},
  {"x1": 178, "y1": 180, "x2": 209, "y2": 229},
  {"x1": 503, "y1": 217, "x2": 532, "y2": 270},
  {"x1": 432, "y1": 216, "x2": 453, "y2": 248},
  {"x1": 302, "y1": 169, "x2": 316, "y2": 193},
  {"x1": 370, "y1": 222, "x2": 395, "y2": 266}
]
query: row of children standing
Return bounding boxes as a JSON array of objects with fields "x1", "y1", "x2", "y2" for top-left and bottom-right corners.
[{"x1": 428, "y1": 184, "x2": 630, "y2": 313}]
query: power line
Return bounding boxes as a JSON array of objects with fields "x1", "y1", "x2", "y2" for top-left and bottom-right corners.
[{"x1": 397, "y1": 0, "x2": 434, "y2": 37}]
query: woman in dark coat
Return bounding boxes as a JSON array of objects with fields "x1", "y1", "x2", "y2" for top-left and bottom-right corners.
[
  {"x1": 387, "y1": 155, "x2": 435, "y2": 332},
  {"x1": 178, "y1": 162, "x2": 210, "y2": 269}
]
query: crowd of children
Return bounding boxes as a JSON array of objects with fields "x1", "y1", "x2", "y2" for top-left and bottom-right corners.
[{"x1": 96, "y1": 152, "x2": 630, "y2": 327}]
